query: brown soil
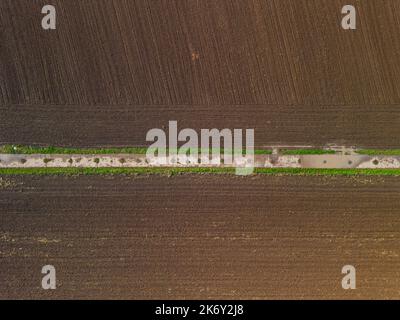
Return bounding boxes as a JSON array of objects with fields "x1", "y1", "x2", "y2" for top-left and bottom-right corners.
[
  {"x1": 2, "y1": 1, "x2": 400, "y2": 147},
  {"x1": 1, "y1": 174, "x2": 400, "y2": 299}
]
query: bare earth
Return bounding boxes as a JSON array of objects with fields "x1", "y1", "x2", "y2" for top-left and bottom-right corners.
[
  {"x1": 2, "y1": 0, "x2": 400, "y2": 147},
  {"x1": 1, "y1": 174, "x2": 400, "y2": 299},
  {"x1": 2, "y1": 0, "x2": 400, "y2": 300}
]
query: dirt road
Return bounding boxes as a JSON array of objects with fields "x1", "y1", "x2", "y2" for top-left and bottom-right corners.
[
  {"x1": 2, "y1": 1, "x2": 400, "y2": 147},
  {"x1": 1, "y1": 174, "x2": 400, "y2": 299}
]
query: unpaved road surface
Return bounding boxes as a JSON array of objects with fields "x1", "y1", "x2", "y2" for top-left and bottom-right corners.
[
  {"x1": 1, "y1": 174, "x2": 400, "y2": 299},
  {"x1": 2, "y1": 0, "x2": 400, "y2": 147}
]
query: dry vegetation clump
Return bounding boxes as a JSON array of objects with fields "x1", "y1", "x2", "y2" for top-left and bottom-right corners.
[{"x1": 0, "y1": 177, "x2": 15, "y2": 189}]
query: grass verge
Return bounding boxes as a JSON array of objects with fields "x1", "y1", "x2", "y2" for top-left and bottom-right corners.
[
  {"x1": 282, "y1": 149, "x2": 336, "y2": 155},
  {"x1": 0, "y1": 145, "x2": 149, "y2": 154},
  {"x1": 356, "y1": 149, "x2": 400, "y2": 156},
  {"x1": 1, "y1": 167, "x2": 400, "y2": 176},
  {"x1": 0, "y1": 167, "x2": 235, "y2": 176},
  {"x1": 0, "y1": 145, "x2": 273, "y2": 155},
  {"x1": 0, "y1": 144, "x2": 345, "y2": 155}
]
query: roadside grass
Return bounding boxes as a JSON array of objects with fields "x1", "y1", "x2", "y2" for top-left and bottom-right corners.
[
  {"x1": 255, "y1": 168, "x2": 400, "y2": 175},
  {"x1": 0, "y1": 145, "x2": 271, "y2": 155},
  {"x1": 254, "y1": 149, "x2": 272, "y2": 154},
  {"x1": 1, "y1": 167, "x2": 400, "y2": 176},
  {"x1": 0, "y1": 145, "x2": 149, "y2": 154},
  {"x1": 0, "y1": 167, "x2": 236, "y2": 176},
  {"x1": 8, "y1": 145, "x2": 400, "y2": 156},
  {"x1": 281, "y1": 149, "x2": 336, "y2": 155},
  {"x1": 0, "y1": 145, "x2": 343, "y2": 156},
  {"x1": 356, "y1": 149, "x2": 400, "y2": 156}
]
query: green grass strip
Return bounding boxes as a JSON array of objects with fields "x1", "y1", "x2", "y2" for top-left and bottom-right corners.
[
  {"x1": 0, "y1": 144, "x2": 343, "y2": 156},
  {"x1": 12, "y1": 144, "x2": 400, "y2": 157},
  {"x1": 282, "y1": 149, "x2": 336, "y2": 155},
  {"x1": 0, "y1": 145, "x2": 149, "y2": 154},
  {"x1": 255, "y1": 168, "x2": 400, "y2": 175},
  {"x1": 1, "y1": 167, "x2": 400, "y2": 176},
  {"x1": 356, "y1": 149, "x2": 400, "y2": 156},
  {"x1": 0, "y1": 167, "x2": 235, "y2": 176},
  {"x1": 0, "y1": 145, "x2": 274, "y2": 155}
]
